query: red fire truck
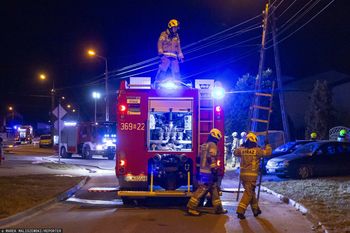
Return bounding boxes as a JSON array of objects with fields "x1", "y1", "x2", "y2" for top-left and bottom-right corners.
[
  {"x1": 116, "y1": 78, "x2": 225, "y2": 201},
  {"x1": 59, "y1": 121, "x2": 116, "y2": 160},
  {"x1": 15, "y1": 125, "x2": 33, "y2": 144}
]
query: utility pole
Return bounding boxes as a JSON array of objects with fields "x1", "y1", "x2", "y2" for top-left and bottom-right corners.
[
  {"x1": 105, "y1": 59, "x2": 109, "y2": 122},
  {"x1": 271, "y1": 4, "x2": 290, "y2": 142},
  {"x1": 251, "y1": 3, "x2": 270, "y2": 132}
]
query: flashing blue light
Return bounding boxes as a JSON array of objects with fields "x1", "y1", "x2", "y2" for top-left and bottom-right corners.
[
  {"x1": 64, "y1": 121, "x2": 77, "y2": 127},
  {"x1": 14, "y1": 126, "x2": 18, "y2": 130},
  {"x1": 212, "y1": 86, "x2": 225, "y2": 99},
  {"x1": 160, "y1": 80, "x2": 179, "y2": 89}
]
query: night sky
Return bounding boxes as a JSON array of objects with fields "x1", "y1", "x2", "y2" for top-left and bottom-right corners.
[{"x1": 1, "y1": 0, "x2": 349, "y2": 126}]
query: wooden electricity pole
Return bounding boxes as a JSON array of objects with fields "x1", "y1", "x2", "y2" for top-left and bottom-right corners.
[{"x1": 271, "y1": 5, "x2": 290, "y2": 142}]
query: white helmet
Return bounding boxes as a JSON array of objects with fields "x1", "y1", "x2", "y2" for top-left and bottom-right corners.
[
  {"x1": 240, "y1": 132, "x2": 247, "y2": 137},
  {"x1": 232, "y1": 132, "x2": 238, "y2": 137}
]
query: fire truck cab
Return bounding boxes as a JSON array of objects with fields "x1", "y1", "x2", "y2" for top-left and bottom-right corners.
[
  {"x1": 59, "y1": 121, "x2": 116, "y2": 160},
  {"x1": 116, "y1": 77, "x2": 225, "y2": 200}
]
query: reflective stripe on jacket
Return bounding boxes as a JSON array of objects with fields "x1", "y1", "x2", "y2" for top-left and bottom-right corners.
[
  {"x1": 234, "y1": 145, "x2": 272, "y2": 178},
  {"x1": 157, "y1": 29, "x2": 184, "y2": 59}
]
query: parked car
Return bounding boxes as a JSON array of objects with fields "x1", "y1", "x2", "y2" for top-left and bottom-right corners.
[
  {"x1": 266, "y1": 141, "x2": 350, "y2": 179},
  {"x1": 39, "y1": 134, "x2": 53, "y2": 148},
  {"x1": 262, "y1": 140, "x2": 315, "y2": 173}
]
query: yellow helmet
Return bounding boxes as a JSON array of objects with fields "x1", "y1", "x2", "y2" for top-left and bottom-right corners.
[
  {"x1": 310, "y1": 132, "x2": 317, "y2": 139},
  {"x1": 246, "y1": 132, "x2": 258, "y2": 143},
  {"x1": 210, "y1": 128, "x2": 222, "y2": 140},
  {"x1": 168, "y1": 19, "x2": 180, "y2": 28}
]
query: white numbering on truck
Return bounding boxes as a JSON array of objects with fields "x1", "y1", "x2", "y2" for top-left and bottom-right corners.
[{"x1": 120, "y1": 122, "x2": 145, "y2": 131}]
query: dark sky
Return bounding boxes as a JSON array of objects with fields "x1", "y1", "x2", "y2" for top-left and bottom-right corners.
[{"x1": 1, "y1": 0, "x2": 349, "y2": 125}]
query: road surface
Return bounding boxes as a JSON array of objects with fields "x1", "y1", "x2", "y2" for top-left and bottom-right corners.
[{"x1": 0, "y1": 145, "x2": 315, "y2": 233}]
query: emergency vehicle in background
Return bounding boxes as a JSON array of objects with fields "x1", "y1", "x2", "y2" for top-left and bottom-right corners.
[
  {"x1": 116, "y1": 77, "x2": 225, "y2": 201},
  {"x1": 59, "y1": 121, "x2": 116, "y2": 160},
  {"x1": 14, "y1": 125, "x2": 33, "y2": 144}
]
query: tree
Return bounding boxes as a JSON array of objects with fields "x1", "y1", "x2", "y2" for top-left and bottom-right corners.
[
  {"x1": 224, "y1": 70, "x2": 273, "y2": 135},
  {"x1": 305, "y1": 80, "x2": 333, "y2": 140}
]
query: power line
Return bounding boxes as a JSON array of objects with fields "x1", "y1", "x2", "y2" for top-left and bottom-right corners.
[{"x1": 273, "y1": 0, "x2": 336, "y2": 47}]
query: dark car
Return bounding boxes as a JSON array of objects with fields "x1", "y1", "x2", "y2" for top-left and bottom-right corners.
[
  {"x1": 262, "y1": 140, "x2": 315, "y2": 173},
  {"x1": 266, "y1": 141, "x2": 350, "y2": 179}
]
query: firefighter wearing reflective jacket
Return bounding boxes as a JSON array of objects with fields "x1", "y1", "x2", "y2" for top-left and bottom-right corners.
[
  {"x1": 187, "y1": 128, "x2": 227, "y2": 216},
  {"x1": 155, "y1": 19, "x2": 184, "y2": 83},
  {"x1": 234, "y1": 132, "x2": 272, "y2": 219}
]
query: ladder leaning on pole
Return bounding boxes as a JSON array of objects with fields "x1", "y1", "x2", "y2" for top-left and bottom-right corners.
[{"x1": 236, "y1": 81, "x2": 275, "y2": 202}]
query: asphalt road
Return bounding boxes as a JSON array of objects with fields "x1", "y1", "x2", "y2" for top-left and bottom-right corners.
[{"x1": 1, "y1": 145, "x2": 315, "y2": 233}]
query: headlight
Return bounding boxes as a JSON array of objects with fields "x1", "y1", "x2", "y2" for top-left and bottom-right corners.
[
  {"x1": 266, "y1": 160, "x2": 275, "y2": 167},
  {"x1": 277, "y1": 161, "x2": 289, "y2": 167}
]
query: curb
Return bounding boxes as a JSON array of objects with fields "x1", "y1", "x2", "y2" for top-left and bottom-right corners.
[
  {"x1": 0, "y1": 176, "x2": 89, "y2": 227},
  {"x1": 261, "y1": 185, "x2": 329, "y2": 233}
]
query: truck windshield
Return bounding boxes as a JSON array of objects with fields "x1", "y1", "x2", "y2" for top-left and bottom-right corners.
[{"x1": 148, "y1": 111, "x2": 193, "y2": 152}]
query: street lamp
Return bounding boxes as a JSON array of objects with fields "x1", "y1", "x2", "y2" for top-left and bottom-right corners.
[
  {"x1": 87, "y1": 49, "x2": 110, "y2": 122},
  {"x1": 38, "y1": 73, "x2": 55, "y2": 139},
  {"x1": 92, "y1": 91, "x2": 101, "y2": 123},
  {"x1": 8, "y1": 106, "x2": 14, "y2": 121}
]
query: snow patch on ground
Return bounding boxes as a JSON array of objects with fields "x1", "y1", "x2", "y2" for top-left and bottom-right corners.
[{"x1": 263, "y1": 176, "x2": 350, "y2": 233}]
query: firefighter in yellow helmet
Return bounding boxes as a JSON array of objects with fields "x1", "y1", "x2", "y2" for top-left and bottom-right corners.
[
  {"x1": 234, "y1": 132, "x2": 272, "y2": 219},
  {"x1": 187, "y1": 128, "x2": 227, "y2": 216},
  {"x1": 155, "y1": 19, "x2": 184, "y2": 83},
  {"x1": 310, "y1": 132, "x2": 317, "y2": 141}
]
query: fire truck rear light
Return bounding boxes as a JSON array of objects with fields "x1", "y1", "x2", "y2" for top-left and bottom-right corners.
[
  {"x1": 120, "y1": 159, "x2": 126, "y2": 166},
  {"x1": 217, "y1": 160, "x2": 221, "y2": 166},
  {"x1": 215, "y1": 106, "x2": 222, "y2": 112},
  {"x1": 119, "y1": 104, "x2": 127, "y2": 112}
]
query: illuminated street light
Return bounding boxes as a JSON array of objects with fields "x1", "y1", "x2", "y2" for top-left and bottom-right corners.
[
  {"x1": 38, "y1": 73, "x2": 55, "y2": 140},
  {"x1": 72, "y1": 109, "x2": 76, "y2": 113},
  {"x1": 39, "y1": 74, "x2": 46, "y2": 80},
  {"x1": 67, "y1": 104, "x2": 72, "y2": 109},
  {"x1": 8, "y1": 106, "x2": 13, "y2": 111},
  {"x1": 87, "y1": 49, "x2": 109, "y2": 121},
  {"x1": 92, "y1": 91, "x2": 101, "y2": 123}
]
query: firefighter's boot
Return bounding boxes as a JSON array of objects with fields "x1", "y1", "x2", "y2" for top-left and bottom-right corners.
[
  {"x1": 215, "y1": 208, "x2": 228, "y2": 215},
  {"x1": 253, "y1": 209, "x2": 262, "y2": 217},
  {"x1": 237, "y1": 212, "x2": 246, "y2": 220},
  {"x1": 187, "y1": 208, "x2": 201, "y2": 216}
]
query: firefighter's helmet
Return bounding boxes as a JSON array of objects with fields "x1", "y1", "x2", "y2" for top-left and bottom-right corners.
[
  {"x1": 232, "y1": 132, "x2": 238, "y2": 137},
  {"x1": 210, "y1": 128, "x2": 222, "y2": 140},
  {"x1": 168, "y1": 19, "x2": 180, "y2": 28},
  {"x1": 310, "y1": 132, "x2": 317, "y2": 139},
  {"x1": 340, "y1": 129, "x2": 347, "y2": 137},
  {"x1": 240, "y1": 132, "x2": 247, "y2": 138},
  {"x1": 246, "y1": 132, "x2": 258, "y2": 143}
]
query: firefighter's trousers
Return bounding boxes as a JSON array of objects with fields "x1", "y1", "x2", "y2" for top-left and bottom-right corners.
[
  {"x1": 155, "y1": 56, "x2": 180, "y2": 82},
  {"x1": 237, "y1": 178, "x2": 260, "y2": 214},
  {"x1": 187, "y1": 182, "x2": 224, "y2": 213}
]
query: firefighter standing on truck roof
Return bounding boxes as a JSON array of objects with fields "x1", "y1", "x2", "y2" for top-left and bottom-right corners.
[
  {"x1": 155, "y1": 19, "x2": 184, "y2": 83},
  {"x1": 234, "y1": 132, "x2": 272, "y2": 220},
  {"x1": 187, "y1": 128, "x2": 227, "y2": 216}
]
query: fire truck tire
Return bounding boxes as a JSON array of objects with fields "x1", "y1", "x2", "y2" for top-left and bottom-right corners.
[
  {"x1": 60, "y1": 147, "x2": 68, "y2": 158},
  {"x1": 83, "y1": 145, "x2": 92, "y2": 160}
]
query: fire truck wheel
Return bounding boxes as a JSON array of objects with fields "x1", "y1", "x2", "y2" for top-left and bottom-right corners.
[
  {"x1": 83, "y1": 145, "x2": 92, "y2": 160},
  {"x1": 60, "y1": 146, "x2": 67, "y2": 158}
]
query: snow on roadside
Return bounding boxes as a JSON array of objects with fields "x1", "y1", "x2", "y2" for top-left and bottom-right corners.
[{"x1": 263, "y1": 176, "x2": 350, "y2": 233}]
